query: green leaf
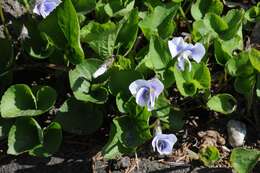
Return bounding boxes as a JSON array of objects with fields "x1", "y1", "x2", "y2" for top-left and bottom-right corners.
[
  {"x1": 116, "y1": 9, "x2": 139, "y2": 55},
  {"x1": 249, "y1": 48, "x2": 260, "y2": 72},
  {"x1": 204, "y1": 13, "x2": 228, "y2": 34},
  {"x1": 81, "y1": 21, "x2": 118, "y2": 58},
  {"x1": 230, "y1": 148, "x2": 260, "y2": 173},
  {"x1": 55, "y1": 98, "x2": 103, "y2": 135},
  {"x1": 69, "y1": 59, "x2": 108, "y2": 104},
  {"x1": 234, "y1": 75, "x2": 256, "y2": 96},
  {"x1": 108, "y1": 70, "x2": 142, "y2": 96},
  {"x1": 0, "y1": 117, "x2": 14, "y2": 140},
  {"x1": 138, "y1": 4, "x2": 179, "y2": 39},
  {"x1": 162, "y1": 65, "x2": 175, "y2": 88},
  {"x1": 102, "y1": 122, "x2": 135, "y2": 159},
  {"x1": 147, "y1": 35, "x2": 171, "y2": 72},
  {"x1": 220, "y1": 9, "x2": 244, "y2": 40},
  {"x1": 199, "y1": 146, "x2": 220, "y2": 166},
  {"x1": 214, "y1": 32, "x2": 243, "y2": 65},
  {"x1": 39, "y1": 0, "x2": 84, "y2": 64},
  {"x1": 7, "y1": 117, "x2": 42, "y2": 155},
  {"x1": 207, "y1": 93, "x2": 237, "y2": 114},
  {"x1": 104, "y1": 0, "x2": 135, "y2": 17},
  {"x1": 168, "y1": 108, "x2": 185, "y2": 131},
  {"x1": 29, "y1": 122, "x2": 62, "y2": 157},
  {"x1": 115, "y1": 108, "x2": 151, "y2": 148},
  {"x1": 1, "y1": 84, "x2": 57, "y2": 118},
  {"x1": 191, "y1": 0, "x2": 223, "y2": 20},
  {"x1": 152, "y1": 95, "x2": 171, "y2": 119},
  {"x1": 245, "y1": 3, "x2": 260, "y2": 22},
  {"x1": 226, "y1": 51, "x2": 255, "y2": 77},
  {"x1": 22, "y1": 17, "x2": 54, "y2": 59},
  {"x1": 71, "y1": 0, "x2": 96, "y2": 14},
  {"x1": 174, "y1": 63, "x2": 210, "y2": 96}
]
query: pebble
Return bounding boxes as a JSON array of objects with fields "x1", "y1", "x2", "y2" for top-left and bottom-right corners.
[{"x1": 227, "y1": 120, "x2": 246, "y2": 147}]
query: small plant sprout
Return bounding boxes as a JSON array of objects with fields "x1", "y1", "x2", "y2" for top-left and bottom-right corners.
[
  {"x1": 152, "y1": 120, "x2": 177, "y2": 155},
  {"x1": 168, "y1": 37, "x2": 205, "y2": 71},
  {"x1": 93, "y1": 57, "x2": 115, "y2": 79},
  {"x1": 129, "y1": 78, "x2": 164, "y2": 111},
  {"x1": 33, "y1": 0, "x2": 62, "y2": 18}
]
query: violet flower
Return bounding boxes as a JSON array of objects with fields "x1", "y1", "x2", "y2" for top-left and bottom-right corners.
[
  {"x1": 152, "y1": 134, "x2": 177, "y2": 155},
  {"x1": 33, "y1": 0, "x2": 62, "y2": 18},
  {"x1": 168, "y1": 37, "x2": 205, "y2": 71},
  {"x1": 129, "y1": 78, "x2": 164, "y2": 111}
]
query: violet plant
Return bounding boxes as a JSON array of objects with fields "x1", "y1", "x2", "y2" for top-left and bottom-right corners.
[
  {"x1": 129, "y1": 78, "x2": 164, "y2": 111},
  {"x1": 168, "y1": 37, "x2": 205, "y2": 71},
  {"x1": 0, "y1": 0, "x2": 259, "y2": 172}
]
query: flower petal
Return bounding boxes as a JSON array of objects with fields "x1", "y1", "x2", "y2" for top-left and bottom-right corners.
[
  {"x1": 190, "y1": 43, "x2": 205, "y2": 63},
  {"x1": 34, "y1": 0, "x2": 61, "y2": 18},
  {"x1": 129, "y1": 79, "x2": 149, "y2": 96},
  {"x1": 149, "y1": 78, "x2": 164, "y2": 98},
  {"x1": 177, "y1": 56, "x2": 186, "y2": 71},
  {"x1": 147, "y1": 91, "x2": 156, "y2": 111},
  {"x1": 152, "y1": 134, "x2": 177, "y2": 155},
  {"x1": 136, "y1": 87, "x2": 149, "y2": 107},
  {"x1": 168, "y1": 37, "x2": 187, "y2": 58}
]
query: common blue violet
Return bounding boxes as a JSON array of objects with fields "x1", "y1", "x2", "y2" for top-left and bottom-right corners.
[
  {"x1": 152, "y1": 134, "x2": 177, "y2": 155},
  {"x1": 33, "y1": 0, "x2": 62, "y2": 18},
  {"x1": 168, "y1": 37, "x2": 205, "y2": 71},
  {"x1": 129, "y1": 78, "x2": 164, "y2": 111}
]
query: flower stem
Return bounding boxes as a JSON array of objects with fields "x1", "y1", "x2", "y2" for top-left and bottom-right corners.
[{"x1": 154, "y1": 119, "x2": 162, "y2": 136}]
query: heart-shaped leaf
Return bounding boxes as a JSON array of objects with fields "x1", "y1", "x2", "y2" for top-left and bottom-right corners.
[
  {"x1": 81, "y1": 21, "x2": 118, "y2": 59},
  {"x1": 1, "y1": 84, "x2": 57, "y2": 118},
  {"x1": 230, "y1": 148, "x2": 260, "y2": 173},
  {"x1": 55, "y1": 98, "x2": 103, "y2": 135},
  {"x1": 7, "y1": 117, "x2": 43, "y2": 155},
  {"x1": 191, "y1": 0, "x2": 223, "y2": 20},
  {"x1": 139, "y1": 4, "x2": 179, "y2": 39},
  {"x1": 207, "y1": 93, "x2": 237, "y2": 114},
  {"x1": 69, "y1": 59, "x2": 108, "y2": 104},
  {"x1": 29, "y1": 122, "x2": 62, "y2": 157}
]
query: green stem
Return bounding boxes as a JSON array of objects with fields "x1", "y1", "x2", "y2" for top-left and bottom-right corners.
[{"x1": 178, "y1": 6, "x2": 192, "y2": 32}]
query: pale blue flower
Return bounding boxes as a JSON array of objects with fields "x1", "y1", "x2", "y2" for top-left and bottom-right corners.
[
  {"x1": 168, "y1": 37, "x2": 205, "y2": 71},
  {"x1": 129, "y1": 78, "x2": 164, "y2": 111},
  {"x1": 152, "y1": 134, "x2": 177, "y2": 155},
  {"x1": 33, "y1": 0, "x2": 62, "y2": 18}
]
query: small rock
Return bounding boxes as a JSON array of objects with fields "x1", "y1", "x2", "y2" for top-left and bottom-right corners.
[
  {"x1": 118, "y1": 156, "x2": 131, "y2": 168},
  {"x1": 227, "y1": 120, "x2": 246, "y2": 147}
]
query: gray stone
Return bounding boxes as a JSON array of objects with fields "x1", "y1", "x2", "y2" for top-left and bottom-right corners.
[{"x1": 227, "y1": 120, "x2": 246, "y2": 147}]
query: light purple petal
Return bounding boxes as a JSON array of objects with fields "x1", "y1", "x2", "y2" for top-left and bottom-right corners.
[
  {"x1": 152, "y1": 134, "x2": 177, "y2": 155},
  {"x1": 33, "y1": 4, "x2": 41, "y2": 15},
  {"x1": 148, "y1": 78, "x2": 164, "y2": 98},
  {"x1": 168, "y1": 37, "x2": 188, "y2": 58},
  {"x1": 190, "y1": 43, "x2": 205, "y2": 63},
  {"x1": 136, "y1": 87, "x2": 149, "y2": 107},
  {"x1": 177, "y1": 56, "x2": 186, "y2": 71},
  {"x1": 129, "y1": 79, "x2": 150, "y2": 96},
  {"x1": 147, "y1": 92, "x2": 156, "y2": 111},
  {"x1": 34, "y1": 0, "x2": 61, "y2": 18}
]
